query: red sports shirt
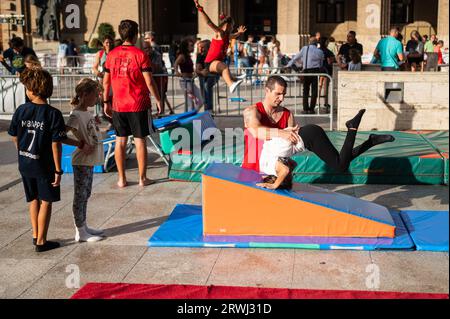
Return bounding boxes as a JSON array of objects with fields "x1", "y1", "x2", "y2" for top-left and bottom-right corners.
[{"x1": 104, "y1": 45, "x2": 152, "y2": 113}]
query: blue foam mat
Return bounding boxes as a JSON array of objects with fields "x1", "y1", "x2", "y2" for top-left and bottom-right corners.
[
  {"x1": 153, "y1": 110, "x2": 198, "y2": 130},
  {"x1": 62, "y1": 133, "x2": 116, "y2": 174},
  {"x1": 400, "y1": 210, "x2": 449, "y2": 252},
  {"x1": 148, "y1": 204, "x2": 415, "y2": 251}
]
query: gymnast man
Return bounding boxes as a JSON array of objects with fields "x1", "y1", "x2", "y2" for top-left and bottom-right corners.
[{"x1": 242, "y1": 76, "x2": 395, "y2": 190}]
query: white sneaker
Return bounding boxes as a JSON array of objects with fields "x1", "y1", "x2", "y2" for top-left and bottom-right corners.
[
  {"x1": 85, "y1": 225, "x2": 104, "y2": 236},
  {"x1": 236, "y1": 74, "x2": 247, "y2": 80},
  {"x1": 75, "y1": 225, "x2": 104, "y2": 242},
  {"x1": 229, "y1": 80, "x2": 243, "y2": 94}
]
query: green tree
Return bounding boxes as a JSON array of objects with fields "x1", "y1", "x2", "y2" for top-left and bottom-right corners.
[{"x1": 97, "y1": 23, "x2": 116, "y2": 42}]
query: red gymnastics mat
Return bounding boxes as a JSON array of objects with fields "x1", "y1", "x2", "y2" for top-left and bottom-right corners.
[{"x1": 71, "y1": 283, "x2": 449, "y2": 300}]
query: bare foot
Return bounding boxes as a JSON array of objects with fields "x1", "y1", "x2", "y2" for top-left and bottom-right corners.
[
  {"x1": 139, "y1": 178, "x2": 156, "y2": 187},
  {"x1": 117, "y1": 180, "x2": 128, "y2": 188}
]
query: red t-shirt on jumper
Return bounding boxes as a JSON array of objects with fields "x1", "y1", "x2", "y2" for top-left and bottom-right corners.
[
  {"x1": 242, "y1": 102, "x2": 292, "y2": 172},
  {"x1": 104, "y1": 45, "x2": 152, "y2": 113}
]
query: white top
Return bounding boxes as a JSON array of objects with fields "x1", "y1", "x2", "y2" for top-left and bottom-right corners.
[
  {"x1": 58, "y1": 43, "x2": 68, "y2": 57},
  {"x1": 267, "y1": 42, "x2": 275, "y2": 54},
  {"x1": 348, "y1": 62, "x2": 362, "y2": 71},
  {"x1": 258, "y1": 41, "x2": 266, "y2": 57},
  {"x1": 66, "y1": 110, "x2": 104, "y2": 167},
  {"x1": 259, "y1": 137, "x2": 305, "y2": 177}
]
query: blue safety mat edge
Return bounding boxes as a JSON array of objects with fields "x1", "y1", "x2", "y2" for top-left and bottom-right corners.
[{"x1": 148, "y1": 204, "x2": 415, "y2": 251}]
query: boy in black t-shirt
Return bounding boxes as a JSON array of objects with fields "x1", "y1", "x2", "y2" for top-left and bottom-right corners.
[{"x1": 8, "y1": 68, "x2": 90, "y2": 252}]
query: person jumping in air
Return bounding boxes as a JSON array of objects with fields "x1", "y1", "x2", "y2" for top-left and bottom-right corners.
[{"x1": 194, "y1": 0, "x2": 247, "y2": 94}]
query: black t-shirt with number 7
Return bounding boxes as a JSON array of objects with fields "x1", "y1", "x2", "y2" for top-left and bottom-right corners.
[{"x1": 8, "y1": 102, "x2": 68, "y2": 178}]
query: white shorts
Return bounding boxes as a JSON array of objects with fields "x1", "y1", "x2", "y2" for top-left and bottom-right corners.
[
  {"x1": 259, "y1": 137, "x2": 305, "y2": 177},
  {"x1": 57, "y1": 56, "x2": 67, "y2": 68},
  {"x1": 259, "y1": 151, "x2": 279, "y2": 177}
]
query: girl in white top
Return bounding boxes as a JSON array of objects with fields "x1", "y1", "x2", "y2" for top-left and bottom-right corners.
[
  {"x1": 271, "y1": 40, "x2": 283, "y2": 74},
  {"x1": 66, "y1": 78, "x2": 105, "y2": 243},
  {"x1": 258, "y1": 131, "x2": 305, "y2": 190},
  {"x1": 348, "y1": 48, "x2": 362, "y2": 71}
]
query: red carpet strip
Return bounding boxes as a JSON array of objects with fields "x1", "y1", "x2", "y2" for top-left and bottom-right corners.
[{"x1": 71, "y1": 283, "x2": 449, "y2": 300}]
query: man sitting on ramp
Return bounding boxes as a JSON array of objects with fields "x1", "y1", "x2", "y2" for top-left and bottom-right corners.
[{"x1": 243, "y1": 76, "x2": 395, "y2": 190}]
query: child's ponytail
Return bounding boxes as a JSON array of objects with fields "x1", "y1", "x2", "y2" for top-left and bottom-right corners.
[
  {"x1": 71, "y1": 78, "x2": 103, "y2": 108},
  {"x1": 70, "y1": 95, "x2": 80, "y2": 107}
]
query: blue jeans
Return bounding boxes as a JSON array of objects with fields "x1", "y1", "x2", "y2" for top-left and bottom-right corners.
[
  {"x1": 200, "y1": 75, "x2": 219, "y2": 111},
  {"x1": 240, "y1": 57, "x2": 254, "y2": 78}
]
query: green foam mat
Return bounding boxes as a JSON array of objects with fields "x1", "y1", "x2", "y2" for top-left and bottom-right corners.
[
  {"x1": 421, "y1": 131, "x2": 449, "y2": 185},
  {"x1": 169, "y1": 131, "x2": 448, "y2": 185}
]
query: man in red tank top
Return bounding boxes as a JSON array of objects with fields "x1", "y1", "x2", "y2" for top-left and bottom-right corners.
[{"x1": 242, "y1": 76, "x2": 301, "y2": 172}]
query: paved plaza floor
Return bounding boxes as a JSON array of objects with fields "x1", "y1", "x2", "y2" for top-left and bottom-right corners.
[{"x1": 0, "y1": 125, "x2": 448, "y2": 299}]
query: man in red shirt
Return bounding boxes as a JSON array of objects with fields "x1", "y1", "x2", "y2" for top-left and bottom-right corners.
[
  {"x1": 243, "y1": 76, "x2": 395, "y2": 190},
  {"x1": 103, "y1": 20, "x2": 161, "y2": 188},
  {"x1": 242, "y1": 76, "x2": 300, "y2": 172}
]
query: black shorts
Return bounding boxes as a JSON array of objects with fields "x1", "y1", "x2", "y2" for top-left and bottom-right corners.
[
  {"x1": 408, "y1": 56, "x2": 424, "y2": 64},
  {"x1": 21, "y1": 175, "x2": 61, "y2": 203},
  {"x1": 112, "y1": 110, "x2": 151, "y2": 138}
]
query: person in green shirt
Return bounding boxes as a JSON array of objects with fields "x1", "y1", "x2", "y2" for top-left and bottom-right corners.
[
  {"x1": 373, "y1": 28, "x2": 404, "y2": 71},
  {"x1": 424, "y1": 34, "x2": 437, "y2": 53}
]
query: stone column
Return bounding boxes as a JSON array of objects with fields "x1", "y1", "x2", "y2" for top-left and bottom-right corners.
[
  {"x1": 219, "y1": 0, "x2": 231, "y2": 16},
  {"x1": 437, "y1": 0, "x2": 449, "y2": 46},
  {"x1": 356, "y1": 0, "x2": 383, "y2": 55},
  {"x1": 298, "y1": 0, "x2": 311, "y2": 49},
  {"x1": 380, "y1": 0, "x2": 391, "y2": 36},
  {"x1": 138, "y1": 0, "x2": 153, "y2": 35},
  {"x1": 277, "y1": 0, "x2": 309, "y2": 54},
  {"x1": 197, "y1": 0, "x2": 220, "y2": 40},
  {"x1": 20, "y1": 0, "x2": 33, "y2": 48},
  {"x1": 219, "y1": 0, "x2": 243, "y2": 25}
]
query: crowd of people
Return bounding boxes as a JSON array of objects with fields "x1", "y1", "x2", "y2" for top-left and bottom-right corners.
[
  {"x1": 374, "y1": 28, "x2": 445, "y2": 72},
  {"x1": 1, "y1": 22, "x2": 446, "y2": 116}
]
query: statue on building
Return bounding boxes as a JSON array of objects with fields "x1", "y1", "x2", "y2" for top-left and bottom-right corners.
[{"x1": 32, "y1": 0, "x2": 61, "y2": 41}]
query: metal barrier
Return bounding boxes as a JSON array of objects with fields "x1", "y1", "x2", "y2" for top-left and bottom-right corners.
[
  {"x1": 39, "y1": 54, "x2": 96, "y2": 69},
  {"x1": 0, "y1": 68, "x2": 334, "y2": 130},
  {"x1": 0, "y1": 74, "x2": 97, "y2": 114},
  {"x1": 0, "y1": 76, "x2": 23, "y2": 113},
  {"x1": 0, "y1": 72, "x2": 193, "y2": 116},
  {"x1": 209, "y1": 68, "x2": 334, "y2": 130},
  {"x1": 0, "y1": 65, "x2": 93, "y2": 76}
]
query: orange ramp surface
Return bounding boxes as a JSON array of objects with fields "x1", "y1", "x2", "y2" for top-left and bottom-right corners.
[{"x1": 202, "y1": 164, "x2": 396, "y2": 238}]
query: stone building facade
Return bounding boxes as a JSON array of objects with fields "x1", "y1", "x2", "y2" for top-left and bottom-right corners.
[
  {"x1": 199, "y1": 0, "x2": 449, "y2": 54},
  {"x1": 1, "y1": 0, "x2": 448, "y2": 55}
]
